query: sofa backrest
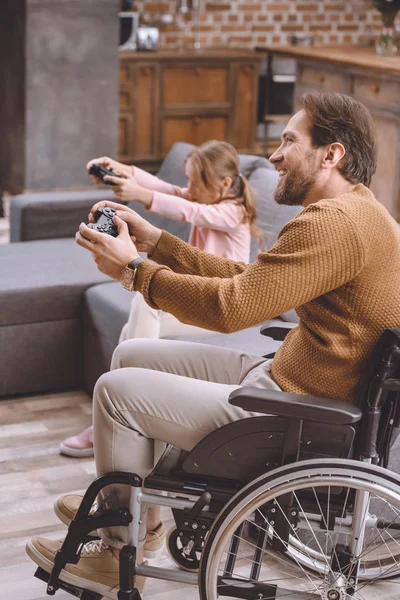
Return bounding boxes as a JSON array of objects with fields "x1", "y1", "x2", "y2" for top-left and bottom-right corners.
[
  {"x1": 139, "y1": 142, "x2": 302, "y2": 259},
  {"x1": 249, "y1": 167, "x2": 303, "y2": 261}
]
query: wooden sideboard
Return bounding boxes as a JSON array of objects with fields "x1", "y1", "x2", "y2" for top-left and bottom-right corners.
[
  {"x1": 118, "y1": 49, "x2": 262, "y2": 172},
  {"x1": 258, "y1": 45, "x2": 400, "y2": 222}
]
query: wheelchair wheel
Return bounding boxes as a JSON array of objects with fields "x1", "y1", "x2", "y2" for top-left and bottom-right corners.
[
  {"x1": 166, "y1": 527, "x2": 201, "y2": 572},
  {"x1": 199, "y1": 459, "x2": 400, "y2": 599}
]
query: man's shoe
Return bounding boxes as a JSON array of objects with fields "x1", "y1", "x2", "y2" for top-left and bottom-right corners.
[
  {"x1": 59, "y1": 425, "x2": 94, "y2": 458},
  {"x1": 54, "y1": 494, "x2": 166, "y2": 558},
  {"x1": 25, "y1": 538, "x2": 146, "y2": 599}
]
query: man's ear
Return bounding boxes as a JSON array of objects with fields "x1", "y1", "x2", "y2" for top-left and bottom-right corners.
[{"x1": 321, "y1": 142, "x2": 346, "y2": 169}]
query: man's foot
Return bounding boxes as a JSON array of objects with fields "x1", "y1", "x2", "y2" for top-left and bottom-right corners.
[
  {"x1": 54, "y1": 494, "x2": 166, "y2": 558},
  {"x1": 26, "y1": 538, "x2": 146, "y2": 599},
  {"x1": 59, "y1": 426, "x2": 94, "y2": 458}
]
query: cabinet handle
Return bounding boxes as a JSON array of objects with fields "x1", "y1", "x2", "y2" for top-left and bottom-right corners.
[
  {"x1": 318, "y1": 74, "x2": 325, "y2": 84},
  {"x1": 372, "y1": 83, "x2": 380, "y2": 94},
  {"x1": 194, "y1": 68, "x2": 201, "y2": 77},
  {"x1": 141, "y1": 67, "x2": 150, "y2": 76},
  {"x1": 192, "y1": 117, "x2": 201, "y2": 126},
  {"x1": 242, "y1": 65, "x2": 253, "y2": 74}
]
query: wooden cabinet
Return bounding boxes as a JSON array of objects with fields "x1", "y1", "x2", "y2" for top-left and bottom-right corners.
[
  {"x1": 118, "y1": 49, "x2": 261, "y2": 172},
  {"x1": 295, "y1": 61, "x2": 400, "y2": 220},
  {"x1": 259, "y1": 46, "x2": 400, "y2": 222}
]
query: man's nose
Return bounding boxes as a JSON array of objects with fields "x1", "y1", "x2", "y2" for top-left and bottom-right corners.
[{"x1": 269, "y1": 149, "x2": 283, "y2": 164}]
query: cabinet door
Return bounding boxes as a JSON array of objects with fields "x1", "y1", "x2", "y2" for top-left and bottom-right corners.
[
  {"x1": 163, "y1": 66, "x2": 229, "y2": 105},
  {"x1": 370, "y1": 114, "x2": 400, "y2": 220},
  {"x1": 162, "y1": 116, "x2": 228, "y2": 154},
  {"x1": 134, "y1": 65, "x2": 159, "y2": 159},
  {"x1": 119, "y1": 62, "x2": 159, "y2": 162},
  {"x1": 232, "y1": 63, "x2": 258, "y2": 152},
  {"x1": 119, "y1": 62, "x2": 135, "y2": 160}
]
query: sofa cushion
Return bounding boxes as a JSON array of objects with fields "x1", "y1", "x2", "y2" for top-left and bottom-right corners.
[
  {"x1": 0, "y1": 238, "x2": 110, "y2": 326},
  {"x1": 249, "y1": 167, "x2": 303, "y2": 260},
  {"x1": 169, "y1": 325, "x2": 282, "y2": 357},
  {"x1": 156, "y1": 142, "x2": 274, "y2": 186},
  {"x1": 129, "y1": 144, "x2": 278, "y2": 244}
]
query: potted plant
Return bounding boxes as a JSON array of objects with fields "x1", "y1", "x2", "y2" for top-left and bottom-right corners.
[{"x1": 372, "y1": 0, "x2": 400, "y2": 54}]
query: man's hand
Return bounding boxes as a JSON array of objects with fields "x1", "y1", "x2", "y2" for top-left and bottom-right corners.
[
  {"x1": 103, "y1": 172, "x2": 153, "y2": 207},
  {"x1": 89, "y1": 200, "x2": 162, "y2": 255},
  {"x1": 86, "y1": 156, "x2": 132, "y2": 184},
  {"x1": 76, "y1": 214, "x2": 139, "y2": 280}
]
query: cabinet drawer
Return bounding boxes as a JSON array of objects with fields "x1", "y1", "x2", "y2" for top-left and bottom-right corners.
[
  {"x1": 162, "y1": 67, "x2": 228, "y2": 105},
  {"x1": 162, "y1": 116, "x2": 227, "y2": 154},
  {"x1": 353, "y1": 74, "x2": 400, "y2": 110},
  {"x1": 298, "y1": 65, "x2": 348, "y2": 92}
]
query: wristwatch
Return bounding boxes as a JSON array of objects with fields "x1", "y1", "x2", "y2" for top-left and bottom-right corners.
[{"x1": 120, "y1": 257, "x2": 145, "y2": 291}]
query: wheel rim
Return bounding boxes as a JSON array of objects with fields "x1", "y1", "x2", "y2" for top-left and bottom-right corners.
[{"x1": 201, "y1": 462, "x2": 400, "y2": 599}]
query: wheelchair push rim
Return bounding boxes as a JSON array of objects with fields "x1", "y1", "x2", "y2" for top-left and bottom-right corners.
[{"x1": 199, "y1": 459, "x2": 400, "y2": 600}]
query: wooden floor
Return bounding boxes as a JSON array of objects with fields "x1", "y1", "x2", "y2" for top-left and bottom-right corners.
[{"x1": 1, "y1": 390, "x2": 400, "y2": 600}]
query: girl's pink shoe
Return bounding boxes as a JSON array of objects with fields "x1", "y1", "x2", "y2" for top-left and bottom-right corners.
[{"x1": 59, "y1": 425, "x2": 94, "y2": 458}]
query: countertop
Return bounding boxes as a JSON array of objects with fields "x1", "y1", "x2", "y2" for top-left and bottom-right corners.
[
  {"x1": 119, "y1": 48, "x2": 263, "y2": 61},
  {"x1": 256, "y1": 45, "x2": 400, "y2": 76}
]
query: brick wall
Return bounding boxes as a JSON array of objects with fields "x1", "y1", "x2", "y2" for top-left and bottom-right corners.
[{"x1": 132, "y1": 0, "x2": 387, "y2": 49}]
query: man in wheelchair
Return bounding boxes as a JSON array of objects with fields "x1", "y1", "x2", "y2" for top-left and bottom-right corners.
[{"x1": 27, "y1": 92, "x2": 400, "y2": 600}]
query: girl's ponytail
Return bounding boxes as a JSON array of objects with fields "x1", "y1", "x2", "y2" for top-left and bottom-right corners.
[{"x1": 238, "y1": 173, "x2": 264, "y2": 251}]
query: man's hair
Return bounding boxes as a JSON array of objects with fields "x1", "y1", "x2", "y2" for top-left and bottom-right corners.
[{"x1": 299, "y1": 92, "x2": 377, "y2": 187}]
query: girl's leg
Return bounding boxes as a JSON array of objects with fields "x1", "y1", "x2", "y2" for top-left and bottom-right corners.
[
  {"x1": 159, "y1": 310, "x2": 216, "y2": 338},
  {"x1": 119, "y1": 292, "x2": 162, "y2": 342},
  {"x1": 59, "y1": 294, "x2": 162, "y2": 456}
]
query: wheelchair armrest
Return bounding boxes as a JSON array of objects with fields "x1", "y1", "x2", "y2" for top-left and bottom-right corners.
[
  {"x1": 229, "y1": 387, "x2": 362, "y2": 425},
  {"x1": 260, "y1": 320, "x2": 297, "y2": 341}
]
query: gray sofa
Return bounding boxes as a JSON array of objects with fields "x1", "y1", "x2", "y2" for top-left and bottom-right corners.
[{"x1": 7, "y1": 143, "x2": 301, "y2": 397}]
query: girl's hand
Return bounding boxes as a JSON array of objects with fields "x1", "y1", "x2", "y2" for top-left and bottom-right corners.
[
  {"x1": 89, "y1": 201, "x2": 162, "y2": 255},
  {"x1": 103, "y1": 172, "x2": 153, "y2": 207},
  {"x1": 76, "y1": 215, "x2": 139, "y2": 280},
  {"x1": 86, "y1": 156, "x2": 132, "y2": 183}
]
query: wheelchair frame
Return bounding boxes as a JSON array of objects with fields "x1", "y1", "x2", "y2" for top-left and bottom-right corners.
[{"x1": 32, "y1": 327, "x2": 400, "y2": 600}]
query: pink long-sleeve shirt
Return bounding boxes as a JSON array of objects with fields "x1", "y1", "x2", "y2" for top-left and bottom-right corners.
[{"x1": 133, "y1": 167, "x2": 251, "y2": 262}]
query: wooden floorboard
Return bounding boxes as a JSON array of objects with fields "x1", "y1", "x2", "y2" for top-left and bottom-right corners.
[{"x1": 1, "y1": 390, "x2": 400, "y2": 599}]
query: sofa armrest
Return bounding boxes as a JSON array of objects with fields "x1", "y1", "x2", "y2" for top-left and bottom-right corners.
[
  {"x1": 260, "y1": 319, "x2": 297, "y2": 341},
  {"x1": 10, "y1": 189, "x2": 117, "y2": 242},
  {"x1": 229, "y1": 387, "x2": 362, "y2": 425}
]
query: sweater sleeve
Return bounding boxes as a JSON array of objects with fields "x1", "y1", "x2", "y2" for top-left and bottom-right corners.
[
  {"x1": 149, "y1": 195, "x2": 245, "y2": 232},
  {"x1": 133, "y1": 166, "x2": 188, "y2": 198},
  {"x1": 135, "y1": 204, "x2": 366, "y2": 333},
  {"x1": 150, "y1": 230, "x2": 246, "y2": 277}
]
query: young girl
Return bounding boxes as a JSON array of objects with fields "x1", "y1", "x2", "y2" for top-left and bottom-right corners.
[{"x1": 60, "y1": 140, "x2": 261, "y2": 457}]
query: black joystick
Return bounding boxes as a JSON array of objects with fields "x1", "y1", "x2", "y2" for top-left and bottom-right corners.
[
  {"x1": 88, "y1": 163, "x2": 117, "y2": 186},
  {"x1": 87, "y1": 207, "x2": 118, "y2": 237}
]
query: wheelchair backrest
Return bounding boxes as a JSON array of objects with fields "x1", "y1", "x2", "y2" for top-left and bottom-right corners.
[{"x1": 355, "y1": 327, "x2": 400, "y2": 467}]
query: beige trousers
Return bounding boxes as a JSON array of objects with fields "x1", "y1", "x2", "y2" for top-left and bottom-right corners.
[
  {"x1": 93, "y1": 338, "x2": 281, "y2": 548},
  {"x1": 119, "y1": 292, "x2": 212, "y2": 342}
]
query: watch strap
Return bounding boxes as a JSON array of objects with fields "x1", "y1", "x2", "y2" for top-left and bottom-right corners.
[{"x1": 126, "y1": 256, "x2": 145, "y2": 271}]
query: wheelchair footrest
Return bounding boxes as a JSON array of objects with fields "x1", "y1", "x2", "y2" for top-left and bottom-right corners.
[
  {"x1": 34, "y1": 567, "x2": 102, "y2": 599},
  {"x1": 217, "y1": 576, "x2": 277, "y2": 599}
]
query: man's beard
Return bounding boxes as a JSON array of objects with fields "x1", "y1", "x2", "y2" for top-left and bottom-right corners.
[{"x1": 274, "y1": 163, "x2": 318, "y2": 207}]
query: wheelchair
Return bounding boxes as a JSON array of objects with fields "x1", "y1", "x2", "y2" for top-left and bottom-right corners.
[{"x1": 33, "y1": 326, "x2": 400, "y2": 600}]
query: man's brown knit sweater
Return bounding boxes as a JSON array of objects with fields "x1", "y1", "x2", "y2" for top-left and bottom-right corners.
[{"x1": 134, "y1": 184, "x2": 400, "y2": 403}]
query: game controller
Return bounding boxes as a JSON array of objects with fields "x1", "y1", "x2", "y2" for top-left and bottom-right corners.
[
  {"x1": 87, "y1": 206, "x2": 118, "y2": 237},
  {"x1": 88, "y1": 163, "x2": 117, "y2": 186}
]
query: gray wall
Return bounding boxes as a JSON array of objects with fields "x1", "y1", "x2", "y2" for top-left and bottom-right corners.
[
  {"x1": 0, "y1": 0, "x2": 120, "y2": 193},
  {"x1": 0, "y1": 1, "x2": 26, "y2": 193}
]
